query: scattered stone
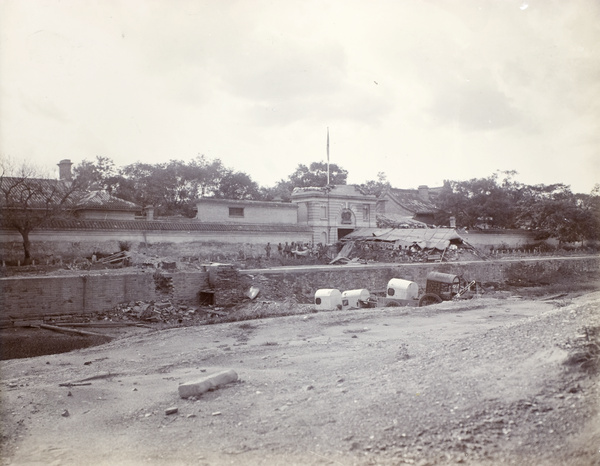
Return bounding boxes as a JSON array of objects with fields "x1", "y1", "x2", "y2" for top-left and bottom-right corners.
[
  {"x1": 212, "y1": 411, "x2": 222, "y2": 416},
  {"x1": 165, "y1": 407, "x2": 178, "y2": 415},
  {"x1": 178, "y1": 369, "x2": 238, "y2": 399},
  {"x1": 61, "y1": 409, "x2": 70, "y2": 417}
]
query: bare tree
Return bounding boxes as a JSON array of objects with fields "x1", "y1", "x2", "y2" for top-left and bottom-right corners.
[{"x1": 0, "y1": 158, "x2": 85, "y2": 263}]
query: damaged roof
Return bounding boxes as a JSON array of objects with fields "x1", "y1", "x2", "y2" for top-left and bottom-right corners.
[
  {"x1": 376, "y1": 213, "x2": 428, "y2": 229},
  {"x1": 342, "y1": 227, "x2": 465, "y2": 250},
  {"x1": 382, "y1": 188, "x2": 439, "y2": 214},
  {"x1": 292, "y1": 184, "x2": 376, "y2": 199},
  {"x1": 76, "y1": 190, "x2": 141, "y2": 211}
]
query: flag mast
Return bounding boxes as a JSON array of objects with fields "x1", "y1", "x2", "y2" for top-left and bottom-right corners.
[{"x1": 326, "y1": 127, "x2": 330, "y2": 185}]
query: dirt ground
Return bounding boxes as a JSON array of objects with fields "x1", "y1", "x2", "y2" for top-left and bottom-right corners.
[{"x1": 1, "y1": 291, "x2": 599, "y2": 466}]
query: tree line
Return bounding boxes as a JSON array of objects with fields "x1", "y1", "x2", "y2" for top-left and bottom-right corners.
[
  {"x1": 1, "y1": 155, "x2": 598, "y2": 263},
  {"x1": 75, "y1": 157, "x2": 598, "y2": 243},
  {"x1": 73, "y1": 156, "x2": 350, "y2": 216}
]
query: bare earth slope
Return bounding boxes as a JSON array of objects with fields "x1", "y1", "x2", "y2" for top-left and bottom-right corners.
[{"x1": 1, "y1": 293, "x2": 599, "y2": 466}]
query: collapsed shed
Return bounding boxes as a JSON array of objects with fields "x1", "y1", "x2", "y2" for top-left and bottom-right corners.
[{"x1": 334, "y1": 227, "x2": 485, "y2": 263}]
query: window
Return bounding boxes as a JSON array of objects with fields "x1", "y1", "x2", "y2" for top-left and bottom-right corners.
[
  {"x1": 229, "y1": 207, "x2": 244, "y2": 217},
  {"x1": 363, "y1": 205, "x2": 370, "y2": 221},
  {"x1": 320, "y1": 205, "x2": 327, "y2": 219}
]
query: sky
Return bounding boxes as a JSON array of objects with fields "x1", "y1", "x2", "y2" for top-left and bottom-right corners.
[{"x1": 1, "y1": 0, "x2": 599, "y2": 194}]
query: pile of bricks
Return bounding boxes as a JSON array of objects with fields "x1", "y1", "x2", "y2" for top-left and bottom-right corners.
[{"x1": 98, "y1": 300, "x2": 226, "y2": 325}]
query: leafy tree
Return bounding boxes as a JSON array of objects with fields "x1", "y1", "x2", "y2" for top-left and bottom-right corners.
[
  {"x1": 214, "y1": 170, "x2": 261, "y2": 200},
  {"x1": 517, "y1": 183, "x2": 599, "y2": 243},
  {"x1": 260, "y1": 180, "x2": 294, "y2": 202},
  {"x1": 288, "y1": 162, "x2": 348, "y2": 188},
  {"x1": 73, "y1": 156, "x2": 116, "y2": 190},
  {"x1": 360, "y1": 172, "x2": 391, "y2": 196},
  {"x1": 434, "y1": 171, "x2": 525, "y2": 229},
  {"x1": 0, "y1": 159, "x2": 85, "y2": 263},
  {"x1": 262, "y1": 161, "x2": 349, "y2": 201},
  {"x1": 79, "y1": 155, "x2": 261, "y2": 216}
]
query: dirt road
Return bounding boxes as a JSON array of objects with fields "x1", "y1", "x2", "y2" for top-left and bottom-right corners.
[{"x1": 1, "y1": 292, "x2": 599, "y2": 465}]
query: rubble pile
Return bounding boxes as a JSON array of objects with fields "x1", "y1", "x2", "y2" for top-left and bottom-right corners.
[
  {"x1": 93, "y1": 300, "x2": 226, "y2": 326},
  {"x1": 231, "y1": 297, "x2": 314, "y2": 320}
]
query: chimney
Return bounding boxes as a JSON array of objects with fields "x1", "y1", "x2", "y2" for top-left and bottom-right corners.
[
  {"x1": 145, "y1": 205, "x2": 154, "y2": 221},
  {"x1": 418, "y1": 185, "x2": 429, "y2": 201},
  {"x1": 58, "y1": 159, "x2": 73, "y2": 181},
  {"x1": 449, "y1": 216, "x2": 456, "y2": 228}
]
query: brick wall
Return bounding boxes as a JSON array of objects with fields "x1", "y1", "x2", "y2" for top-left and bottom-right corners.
[
  {"x1": 2, "y1": 256, "x2": 598, "y2": 320},
  {"x1": 0, "y1": 273, "x2": 157, "y2": 319},
  {"x1": 241, "y1": 256, "x2": 600, "y2": 302}
]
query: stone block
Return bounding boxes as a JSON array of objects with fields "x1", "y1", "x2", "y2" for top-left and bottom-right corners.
[{"x1": 178, "y1": 369, "x2": 238, "y2": 399}]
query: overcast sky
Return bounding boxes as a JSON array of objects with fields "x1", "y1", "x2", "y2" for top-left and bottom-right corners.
[{"x1": 1, "y1": 0, "x2": 598, "y2": 193}]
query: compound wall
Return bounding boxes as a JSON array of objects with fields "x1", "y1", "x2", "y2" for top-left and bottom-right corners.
[
  {"x1": 1, "y1": 256, "x2": 598, "y2": 321},
  {"x1": 0, "y1": 271, "x2": 209, "y2": 320},
  {"x1": 240, "y1": 255, "x2": 600, "y2": 301}
]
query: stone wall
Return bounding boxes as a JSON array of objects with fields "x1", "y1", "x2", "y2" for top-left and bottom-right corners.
[
  {"x1": 0, "y1": 270, "x2": 211, "y2": 320},
  {"x1": 0, "y1": 237, "x2": 308, "y2": 264},
  {"x1": 241, "y1": 256, "x2": 600, "y2": 302},
  {"x1": 2, "y1": 256, "x2": 597, "y2": 321},
  {"x1": 1, "y1": 273, "x2": 157, "y2": 319}
]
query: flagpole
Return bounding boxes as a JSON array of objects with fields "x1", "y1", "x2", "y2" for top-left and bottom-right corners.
[{"x1": 326, "y1": 127, "x2": 330, "y2": 185}]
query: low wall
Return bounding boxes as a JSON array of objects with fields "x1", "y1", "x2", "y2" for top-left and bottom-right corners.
[
  {"x1": 241, "y1": 256, "x2": 600, "y2": 301},
  {"x1": 0, "y1": 231, "x2": 312, "y2": 263},
  {"x1": 1, "y1": 256, "x2": 598, "y2": 321},
  {"x1": 0, "y1": 271, "x2": 209, "y2": 320},
  {"x1": 0, "y1": 238, "x2": 295, "y2": 265}
]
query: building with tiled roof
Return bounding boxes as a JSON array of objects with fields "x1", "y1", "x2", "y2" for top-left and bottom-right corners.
[
  {"x1": 376, "y1": 185, "x2": 441, "y2": 225},
  {"x1": 74, "y1": 190, "x2": 141, "y2": 220}
]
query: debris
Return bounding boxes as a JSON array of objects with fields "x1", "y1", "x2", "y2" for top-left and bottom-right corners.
[
  {"x1": 542, "y1": 293, "x2": 568, "y2": 301},
  {"x1": 97, "y1": 250, "x2": 130, "y2": 265},
  {"x1": 39, "y1": 324, "x2": 110, "y2": 338},
  {"x1": 178, "y1": 369, "x2": 238, "y2": 399},
  {"x1": 165, "y1": 407, "x2": 178, "y2": 415},
  {"x1": 246, "y1": 286, "x2": 260, "y2": 300},
  {"x1": 329, "y1": 242, "x2": 354, "y2": 264},
  {"x1": 61, "y1": 372, "x2": 119, "y2": 385}
]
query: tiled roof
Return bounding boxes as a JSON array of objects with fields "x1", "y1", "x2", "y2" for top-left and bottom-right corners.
[
  {"x1": 0, "y1": 178, "x2": 140, "y2": 212},
  {"x1": 76, "y1": 190, "x2": 140, "y2": 211},
  {"x1": 0, "y1": 218, "x2": 313, "y2": 233},
  {"x1": 385, "y1": 188, "x2": 439, "y2": 214},
  {"x1": 292, "y1": 184, "x2": 376, "y2": 199},
  {"x1": 0, "y1": 177, "x2": 79, "y2": 209}
]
